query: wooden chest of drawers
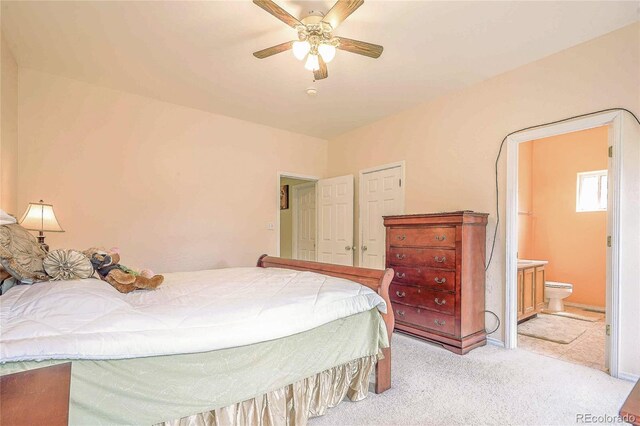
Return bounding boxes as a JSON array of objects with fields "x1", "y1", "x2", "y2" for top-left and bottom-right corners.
[{"x1": 384, "y1": 212, "x2": 489, "y2": 354}]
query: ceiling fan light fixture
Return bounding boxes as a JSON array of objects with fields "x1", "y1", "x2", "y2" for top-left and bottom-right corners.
[
  {"x1": 292, "y1": 40, "x2": 311, "y2": 60},
  {"x1": 304, "y1": 54, "x2": 320, "y2": 71},
  {"x1": 318, "y1": 44, "x2": 336, "y2": 63}
]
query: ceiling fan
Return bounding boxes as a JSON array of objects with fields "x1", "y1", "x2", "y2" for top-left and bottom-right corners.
[{"x1": 252, "y1": 0, "x2": 383, "y2": 81}]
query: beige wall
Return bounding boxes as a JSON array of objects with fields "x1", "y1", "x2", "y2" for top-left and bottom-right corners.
[
  {"x1": 17, "y1": 69, "x2": 327, "y2": 272},
  {"x1": 1, "y1": 33, "x2": 18, "y2": 216},
  {"x1": 279, "y1": 177, "x2": 312, "y2": 259},
  {"x1": 519, "y1": 127, "x2": 608, "y2": 308},
  {"x1": 327, "y1": 23, "x2": 639, "y2": 376}
]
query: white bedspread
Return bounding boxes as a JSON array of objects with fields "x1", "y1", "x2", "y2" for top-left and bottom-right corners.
[{"x1": 0, "y1": 267, "x2": 386, "y2": 362}]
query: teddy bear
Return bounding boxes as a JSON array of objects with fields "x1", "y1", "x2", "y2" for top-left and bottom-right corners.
[{"x1": 83, "y1": 247, "x2": 164, "y2": 294}]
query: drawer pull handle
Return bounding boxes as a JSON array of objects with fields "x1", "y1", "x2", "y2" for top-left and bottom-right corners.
[
  {"x1": 434, "y1": 277, "x2": 446, "y2": 284},
  {"x1": 435, "y1": 235, "x2": 446, "y2": 241},
  {"x1": 434, "y1": 319, "x2": 446, "y2": 327},
  {"x1": 397, "y1": 235, "x2": 406, "y2": 241},
  {"x1": 396, "y1": 291, "x2": 406, "y2": 298},
  {"x1": 396, "y1": 253, "x2": 406, "y2": 260},
  {"x1": 434, "y1": 298, "x2": 446, "y2": 306},
  {"x1": 397, "y1": 310, "x2": 405, "y2": 317},
  {"x1": 434, "y1": 256, "x2": 446, "y2": 263},
  {"x1": 396, "y1": 272, "x2": 406, "y2": 279}
]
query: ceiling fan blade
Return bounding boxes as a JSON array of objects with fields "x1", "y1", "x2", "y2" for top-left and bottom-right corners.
[
  {"x1": 322, "y1": 0, "x2": 364, "y2": 30},
  {"x1": 314, "y1": 56, "x2": 328, "y2": 80},
  {"x1": 336, "y1": 37, "x2": 383, "y2": 58},
  {"x1": 253, "y1": 41, "x2": 294, "y2": 59},
  {"x1": 253, "y1": 0, "x2": 302, "y2": 28}
]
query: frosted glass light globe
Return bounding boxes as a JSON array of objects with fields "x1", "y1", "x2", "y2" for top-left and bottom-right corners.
[
  {"x1": 318, "y1": 44, "x2": 336, "y2": 63},
  {"x1": 292, "y1": 41, "x2": 311, "y2": 60},
  {"x1": 304, "y1": 54, "x2": 320, "y2": 71}
]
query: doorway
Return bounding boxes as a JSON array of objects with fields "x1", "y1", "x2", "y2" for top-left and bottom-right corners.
[
  {"x1": 277, "y1": 172, "x2": 356, "y2": 266},
  {"x1": 278, "y1": 174, "x2": 318, "y2": 260},
  {"x1": 515, "y1": 126, "x2": 608, "y2": 372},
  {"x1": 358, "y1": 162, "x2": 405, "y2": 269},
  {"x1": 505, "y1": 110, "x2": 628, "y2": 378}
]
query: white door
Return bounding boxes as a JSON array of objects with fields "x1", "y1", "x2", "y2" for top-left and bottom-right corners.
[
  {"x1": 360, "y1": 165, "x2": 404, "y2": 269},
  {"x1": 292, "y1": 182, "x2": 316, "y2": 261},
  {"x1": 316, "y1": 175, "x2": 354, "y2": 266}
]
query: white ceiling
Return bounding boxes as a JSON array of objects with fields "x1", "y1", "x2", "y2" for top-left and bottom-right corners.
[{"x1": 2, "y1": 1, "x2": 638, "y2": 139}]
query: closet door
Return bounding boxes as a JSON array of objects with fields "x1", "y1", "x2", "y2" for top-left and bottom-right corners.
[
  {"x1": 316, "y1": 175, "x2": 354, "y2": 266},
  {"x1": 360, "y1": 165, "x2": 403, "y2": 269}
]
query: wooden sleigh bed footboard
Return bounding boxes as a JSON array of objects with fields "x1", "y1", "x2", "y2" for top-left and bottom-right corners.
[{"x1": 257, "y1": 255, "x2": 394, "y2": 393}]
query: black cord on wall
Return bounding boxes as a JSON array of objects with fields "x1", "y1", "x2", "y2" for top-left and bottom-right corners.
[
  {"x1": 482, "y1": 107, "x2": 640, "y2": 335},
  {"x1": 485, "y1": 107, "x2": 640, "y2": 272}
]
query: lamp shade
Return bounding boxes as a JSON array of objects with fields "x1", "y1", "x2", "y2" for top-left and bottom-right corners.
[{"x1": 19, "y1": 200, "x2": 64, "y2": 232}]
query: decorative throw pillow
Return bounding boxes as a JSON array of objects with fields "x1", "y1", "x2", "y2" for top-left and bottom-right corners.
[
  {"x1": 0, "y1": 224, "x2": 48, "y2": 283},
  {"x1": 44, "y1": 249, "x2": 94, "y2": 281}
]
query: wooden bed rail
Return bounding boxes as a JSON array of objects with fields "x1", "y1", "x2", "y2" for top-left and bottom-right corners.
[{"x1": 257, "y1": 254, "x2": 394, "y2": 393}]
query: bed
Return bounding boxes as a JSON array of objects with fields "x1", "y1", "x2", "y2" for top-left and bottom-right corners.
[{"x1": 0, "y1": 255, "x2": 394, "y2": 425}]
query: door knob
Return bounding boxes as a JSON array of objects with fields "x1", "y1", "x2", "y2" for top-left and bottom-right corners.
[
  {"x1": 361, "y1": 246, "x2": 368, "y2": 251},
  {"x1": 345, "y1": 246, "x2": 351, "y2": 251}
]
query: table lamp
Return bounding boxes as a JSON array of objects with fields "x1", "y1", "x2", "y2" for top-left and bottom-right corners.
[{"x1": 19, "y1": 200, "x2": 64, "y2": 252}]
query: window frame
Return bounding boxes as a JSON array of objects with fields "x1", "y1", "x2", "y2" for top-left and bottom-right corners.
[{"x1": 576, "y1": 169, "x2": 608, "y2": 212}]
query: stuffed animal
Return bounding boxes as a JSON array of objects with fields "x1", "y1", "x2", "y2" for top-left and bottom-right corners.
[{"x1": 83, "y1": 247, "x2": 163, "y2": 294}]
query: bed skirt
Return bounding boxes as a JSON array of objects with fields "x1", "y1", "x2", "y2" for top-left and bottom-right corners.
[{"x1": 161, "y1": 353, "x2": 379, "y2": 426}]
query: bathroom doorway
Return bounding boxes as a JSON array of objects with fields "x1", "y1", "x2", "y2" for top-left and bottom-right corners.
[
  {"x1": 503, "y1": 109, "x2": 640, "y2": 380},
  {"x1": 514, "y1": 126, "x2": 608, "y2": 372}
]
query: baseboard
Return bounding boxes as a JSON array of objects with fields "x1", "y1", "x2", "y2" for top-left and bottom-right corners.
[
  {"x1": 618, "y1": 371, "x2": 640, "y2": 382},
  {"x1": 486, "y1": 336, "x2": 505, "y2": 348},
  {"x1": 564, "y1": 302, "x2": 605, "y2": 313}
]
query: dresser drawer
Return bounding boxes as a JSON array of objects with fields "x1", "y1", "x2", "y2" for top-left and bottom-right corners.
[
  {"x1": 392, "y1": 266, "x2": 456, "y2": 291},
  {"x1": 390, "y1": 284, "x2": 455, "y2": 315},
  {"x1": 388, "y1": 227, "x2": 455, "y2": 248},
  {"x1": 393, "y1": 303, "x2": 455, "y2": 335},
  {"x1": 388, "y1": 248, "x2": 456, "y2": 270}
]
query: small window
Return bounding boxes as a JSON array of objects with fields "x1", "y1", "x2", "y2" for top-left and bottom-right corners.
[{"x1": 576, "y1": 170, "x2": 607, "y2": 212}]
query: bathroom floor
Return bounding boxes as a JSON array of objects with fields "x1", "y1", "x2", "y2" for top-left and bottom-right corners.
[{"x1": 518, "y1": 307, "x2": 606, "y2": 372}]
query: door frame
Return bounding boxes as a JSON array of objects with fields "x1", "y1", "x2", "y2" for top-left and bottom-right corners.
[
  {"x1": 504, "y1": 111, "x2": 622, "y2": 377},
  {"x1": 291, "y1": 181, "x2": 317, "y2": 261},
  {"x1": 276, "y1": 171, "x2": 319, "y2": 258},
  {"x1": 358, "y1": 161, "x2": 406, "y2": 266}
]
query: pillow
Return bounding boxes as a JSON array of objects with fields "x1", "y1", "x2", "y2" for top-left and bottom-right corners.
[
  {"x1": 0, "y1": 209, "x2": 17, "y2": 225},
  {"x1": 44, "y1": 249, "x2": 94, "y2": 281},
  {"x1": 0, "y1": 224, "x2": 48, "y2": 283}
]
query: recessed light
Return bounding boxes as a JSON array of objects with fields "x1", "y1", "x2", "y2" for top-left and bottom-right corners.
[{"x1": 306, "y1": 87, "x2": 318, "y2": 97}]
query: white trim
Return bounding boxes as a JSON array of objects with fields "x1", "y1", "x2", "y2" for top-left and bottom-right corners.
[
  {"x1": 358, "y1": 161, "x2": 406, "y2": 267},
  {"x1": 618, "y1": 371, "x2": 640, "y2": 383},
  {"x1": 487, "y1": 337, "x2": 505, "y2": 348},
  {"x1": 291, "y1": 181, "x2": 316, "y2": 260},
  {"x1": 276, "y1": 172, "x2": 319, "y2": 258},
  {"x1": 563, "y1": 301, "x2": 606, "y2": 313},
  {"x1": 504, "y1": 111, "x2": 623, "y2": 379}
]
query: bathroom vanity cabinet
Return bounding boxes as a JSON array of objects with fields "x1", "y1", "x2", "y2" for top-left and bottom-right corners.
[{"x1": 517, "y1": 261, "x2": 546, "y2": 322}]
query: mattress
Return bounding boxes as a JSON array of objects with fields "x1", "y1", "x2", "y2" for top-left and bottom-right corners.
[{"x1": 0, "y1": 267, "x2": 386, "y2": 362}]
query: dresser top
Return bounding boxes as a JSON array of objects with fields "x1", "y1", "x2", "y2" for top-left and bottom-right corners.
[{"x1": 383, "y1": 211, "x2": 489, "y2": 226}]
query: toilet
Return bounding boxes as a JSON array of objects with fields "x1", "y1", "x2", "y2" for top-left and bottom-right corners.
[{"x1": 544, "y1": 281, "x2": 573, "y2": 312}]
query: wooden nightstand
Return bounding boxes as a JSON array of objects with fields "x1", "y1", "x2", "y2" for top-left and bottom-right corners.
[
  {"x1": 621, "y1": 379, "x2": 640, "y2": 425},
  {"x1": 0, "y1": 362, "x2": 71, "y2": 426}
]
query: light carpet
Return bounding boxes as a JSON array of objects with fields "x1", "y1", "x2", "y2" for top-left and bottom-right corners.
[
  {"x1": 312, "y1": 333, "x2": 633, "y2": 425},
  {"x1": 517, "y1": 314, "x2": 588, "y2": 344}
]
